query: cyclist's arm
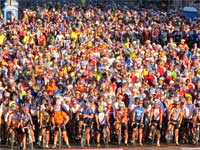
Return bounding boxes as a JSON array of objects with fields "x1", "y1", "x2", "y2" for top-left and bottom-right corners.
[
  {"x1": 7, "y1": 115, "x2": 12, "y2": 128},
  {"x1": 51, "y1": 113, "x2": 55, "y2": 126},
  {"x1": 160, "y1": 109, "x2": 163, "y2": 124},
  {"x1": 141, "y1": 113, "x2": 144, "y2": 124},
  {"x1": 132, "y1": 111, "x2": 135, "y2": 122},
  {"x1": 179, "y1": 111, "x2": 183, "y2": 125},
  {"x1": 193, "y1": 113, "x2": 197, "y2": 127},
  {"x1": 149, "y1": 109, "x2": 153, "y2": 123},
  {"x1": 95, "y1": 115, "x2": 99, "y2": 127},
  {"x1": 168, "y1": 109, "x2": 173, "y2": 121},
  {"x1": 64, "y1": 114, "x2": 70, "y2": 125},
  {"x1": 88, "y1": 113, "x2": 94, "y2": 119}
]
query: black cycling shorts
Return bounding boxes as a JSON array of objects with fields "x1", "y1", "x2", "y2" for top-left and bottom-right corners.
[
  {"x1": 170, "y1": 119, "x2": 179, "y2": 129},
  {"x1": 151, "y1": 120, "x2": 161, "y2": 130},
  {"x1": 132, "y1": 121, "x2": 144, "y2": 129}
]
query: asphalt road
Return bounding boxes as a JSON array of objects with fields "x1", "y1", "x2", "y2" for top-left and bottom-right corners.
[{"x1": 1, "y1": 144, "x2": 200, "y2": 150}]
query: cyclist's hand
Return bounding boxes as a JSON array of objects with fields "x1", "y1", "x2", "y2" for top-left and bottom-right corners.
[
  {"x1": 159, "y1": 124, "x2": 162, "y2": 129},
  {"x1": 149, "y1": 123, "x2": 152, "y2": 127}
]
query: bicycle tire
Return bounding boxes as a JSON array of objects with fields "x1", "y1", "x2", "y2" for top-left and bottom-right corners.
[
  {"x1": 28, "y1": 129, "x2": 34, "y2": 150},
  {"x1": 11, "y1": 131, "x2": 15, "y2": 150},
  {"x1": 42, "y1": 132, "x2": 46, "y2": 149},
  {"x1": 117, "y1": 127, "x2": 121, "y2": 146},
  {"x1": 58, "y1": 128, "x2": 62, "y2": 148},
  {"x1": 151, "y1": 127, "x2": 156, "y2": 145},
  {"x1": 103, "y1": 127, "x2": 108, "y2": 145}
]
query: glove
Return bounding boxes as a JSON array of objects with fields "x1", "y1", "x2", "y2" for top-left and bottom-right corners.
[{"x1": 159, "y1": 124, "x2": 162, "y2": 129}]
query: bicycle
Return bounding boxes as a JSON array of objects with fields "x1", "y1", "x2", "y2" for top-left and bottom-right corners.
[
  {"x1": 10, "y1": 129, "x2": 15, "y2": 150},
  {"x1": 166, "y1": 123, "x2": 174, "y2": 145},
  {"x1": 185, "y1": 120, "x2": 193, "y2": 144},
  {"x1": 23, "y1": 127, "x2": 34, "y2": 150},
  {"x1": 151, "y1": 123, "x2": 158, "y2": 145},
  {"x1": 196, "y1": 123, "x2": 200, "y2": 146}
]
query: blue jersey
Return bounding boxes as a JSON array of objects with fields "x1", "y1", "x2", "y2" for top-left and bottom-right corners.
[
  {"x1": 82, "y1": 108, "x2": 93, "y2": 124},
  {"x1": 134, "y1": 106, "x2": 145, "y2": 121}
]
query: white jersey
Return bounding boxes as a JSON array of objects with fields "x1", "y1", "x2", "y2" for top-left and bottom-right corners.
[
  {"x1": 96, "y1": 111, "x2": 106, "y2": 125},
  {"x1": 183, "y1": 104, "x2": 195, "y2": 119}
]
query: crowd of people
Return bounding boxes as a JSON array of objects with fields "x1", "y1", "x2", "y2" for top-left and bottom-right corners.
[{"x1": 0, "y1": 0, "x2": 200, "y2": 149}]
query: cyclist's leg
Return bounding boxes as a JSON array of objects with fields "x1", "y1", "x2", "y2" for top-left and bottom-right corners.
[
  {"x1": 86, "y1": 125, "x2": 91, "y2": 146},
  {"x1": 138, "y1": 124, "x2": 144, "y2": 145},
  {"x1": 174, "y1": 123, "x2": 180, "y2": 145},
  {"x1": 149, "y1": 122, "x2": 155, "y2": 139},
  {"x1": 132, "y1": 123, "x2": 137, "y2": 144},
  {"x1": 53, "y1": 126, "x2": 58, "y2": 147},
  {"x1": 106, "y1": 125, "x2": 111, "y2": 142},
  {"x1": 96, "y1": 125, "x2": 101, "y2": 146},
  {"x1": 46, "y1": 126, "x2": 50, "y2": 147},
  {"x1": 157, "y1": 123, "x2": 161, "y2": 146},
  {"x1": 62, "y1": 125, "x2": 70, "y2": 147},
  {"x1": 122, "y1": 123, "x2": 128, "y2": 145}
]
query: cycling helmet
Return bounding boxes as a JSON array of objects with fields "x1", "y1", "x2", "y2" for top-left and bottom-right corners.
[
  {"x1": 154, "y1": 99, "x2": 161, "y2": 105},
  {"x1": 107, "y1": 99, "x2": 112, "y2": 105},
  {"x1": 174, "y1": 97, "x2": 181, "y2": 104},
  {"x1": 98, "y1": 106, "x2": 103, "y2": 113}
]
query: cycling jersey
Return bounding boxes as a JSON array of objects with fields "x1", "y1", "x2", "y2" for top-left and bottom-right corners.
[
  {"x1": 21, "y1": 113, "x2": 32, "y2": 127},
  {"x1": 134, "y1": 106, "x2": 145, "y2": 121},
  {"x1": 53, "y1": 110, "x2": 67, "y2": 126},
  {"x1": 170, "y1": 107, "x2": 182, "y2": 121},
  {"x1": 82, "y1": 108, "x2": 93, "y2": 124},
  {"x1": 40, "y1": 110, "x2": 50, "y2": 126},
  {"x1": 183, "y1": 104, "x2": 195, "y2": 119},
  {"x1": 95, "y1": 110, "x2": 107, "y2": 125},
  {"x1": 8, "y1": 112, "x2": 21, "y2": 128},
  {"x1": 151, "y1": 107, "x2": 162, "y2": 121}
]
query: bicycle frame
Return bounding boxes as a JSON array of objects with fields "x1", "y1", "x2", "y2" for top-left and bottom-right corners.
[{"x1": 23, "y1": 127, "x2": 34, "y2": 150}]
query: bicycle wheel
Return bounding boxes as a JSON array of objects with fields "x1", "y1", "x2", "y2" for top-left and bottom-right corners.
[
  {"x1": 11, "y1": 131, "x2": 15, "y2": 150},
  {"x1": 117, "y1": 128, "x2": 121, "y2": 146},
  {"x1": 152, "y1": 128, "x2": 156, "y2": 145},
  {"x1": 42, "y1": 133, "x2": 46, "y2": 149},
  {"x1": 81, "y1": 130, "x2": 86, "y2": 148},
  {"x1": 103, "y1": 127, "x2": 108, "y2": 145},
  {"x1": 28, "y1": 129, "x2": 34, "y2": 150},
  {"x1": 58, "y1": 128, "x2": 62, "y2": 148}
]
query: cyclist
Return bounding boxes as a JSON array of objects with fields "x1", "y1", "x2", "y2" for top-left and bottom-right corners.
[
  {"x1": 132, "y1": 99, "x2": 145, "y2": 146},
  {"x1": 81, "y1": 102, "x2": 94, "y2": 147},
  {"x1": 7, "y1": 105, "x2": 22, "y2": 147},
  {"x1": 182, "y1": 96, "x2": 196, "y2": 144},
  {"x1": 115, "y1": 102, "x2": 129, "y2": 146},
  {"x1": 38, "y1": 100, "x2": 51, "y2": 148},
  {"x1": 106, "y1": 99, "x2": 114, "y2": 143},
  {"x1": 0, "y1": 92, "x2": 10, "y2": 143},
  {"x1": 149, "y1": 99, "x2": 163, "y2": 146},
  {"x1": 166, "y1": 99, "x2": 183, "y2": 146},
  {"x1": 20, "y1": 106, "x2": 35, "y2": 150},
  {"x1": 95, "y1": 105, "x2": 109, "y2": 147},
  {"x1": 51, "y1": 95, "x2": 70, "y2": 148}
]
